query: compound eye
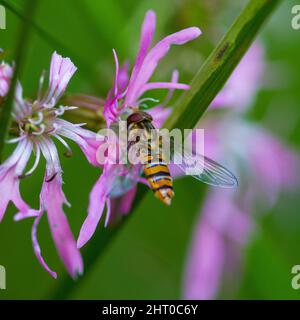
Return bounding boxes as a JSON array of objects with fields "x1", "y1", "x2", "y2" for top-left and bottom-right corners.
[{"x1": 127, "y1": 112, "x2": 143, "y2": 125}]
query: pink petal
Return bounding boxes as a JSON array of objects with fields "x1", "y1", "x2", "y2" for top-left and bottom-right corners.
[
  {"x1": 248, "y1": 129, "x2": 299, "y2": 206},
  {"x1": 32, "y1": 212, "x2": 57, "y2": 279},
  {"x1": 42, "y1": 51, "x2": 77, "y2": 105},
  {"x1": 104, "y1": 55, "x2": 130, "y2": 126},
  {"x1": 183, "y1": 219, "x2": 225, "y2": 300},
  {"x1": 125, "y1": 26, "x2": 201, "y2": 105},
  {"x1": 140, "y1": 81, "x2": 189, "y2": 95},
  {"x1": 169, "y1": 163, "x2": 184, "y2": 178},
  {"x1": 0, "y1": 141, "x2": 23, "y2": 176},
  {"x1": 55, "y1": 119, "x2": 101, "y2": 166},
  {"x1": 0, "y1": 141, "x2": 36, "y2": 221},
  {"x1": 38, "y1": 137, "x2": 61, "y2": 179},
  {"x1": 77, "y1": 164, "x2": 116, "y2": 248},
  {"x1": 183, "y1": 189, "x2": 254, "y2": 300},
  {"x1": 0, "y1": 62, "x2": 13, "y2": 97},
  {"x1": 10, "y1": 176, "x2": 39, "y2": 220},
  {"x1": 13, "y1": 82, "x2": 29, "y2": 120},
  {"x1": 126, "y1": 10, "x2": 156, "y2": 105},
  {"x1": 112, "y1": 49, "x2": 120, "y2": 97},
  {"x1": 203, "y1": 190, "x2": 254, "y2": 245},
  {"x1": 0, "y1": 169, "x2": 16, "y2": 221},
  {"x1": 40, "y1": 176, "x2": 83, "y2": 278},
  {"x1": 104, "y1": 50, "x2": 122, "y2": 126},
  {"x1": 118, "y1": 61, "x2": 130, "y2": 92},
  {"x1": 119, "y1": 186, "x2": 137, "y2": 215},
  {"x1": 161, "y1": 69, "x2": 179, "y2": 106},
  {"x1": 104, "y1": 198, "x2": 111, "y2": 227}
]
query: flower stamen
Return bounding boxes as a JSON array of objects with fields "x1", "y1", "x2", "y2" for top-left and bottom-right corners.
[
  {"x1": 32, "y1": 123, "x2": 46, "y2": 136},
  {"x1": 24, "y1": 146, "x2": 41, "y2": 177}
]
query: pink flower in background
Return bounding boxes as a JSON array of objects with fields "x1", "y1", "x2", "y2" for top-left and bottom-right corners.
[
  {"x1": 0, "y1": 52, "x2": 100, "y2": 278},
  {"x1": 0, "y1": 61, "x2": 13, "y2": 97},
  {"x1": 77, "y1": 10, "x2": 201, "y2": 248},
  {"x1": 211, "y1": 43, "x2": 265, "y2": 111},
  {"x1": 183, "y1": 42, "x2": 299, "y2": 299},
  {"x1": 184, "y1": 189, "x2": 253, "y2": 300},
  {"x1": 183, "y1": 118, "x2": 299, "y2": 299}
]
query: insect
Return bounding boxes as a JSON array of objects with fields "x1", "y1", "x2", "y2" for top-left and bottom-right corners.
[
  {"x1": 127, "y1": 111, "x2": 174, "y2": 205},
  {"x1": 127, "y1": 111, "x2": 238, "y2": 205}
]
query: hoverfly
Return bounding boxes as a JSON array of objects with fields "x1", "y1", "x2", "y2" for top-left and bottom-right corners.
[{"x1": 127, "y1": 111, "x2": 238, "y2": 205}]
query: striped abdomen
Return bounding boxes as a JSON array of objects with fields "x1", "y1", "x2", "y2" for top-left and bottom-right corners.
[
  {"x1": 144, "y1": 161, "x2": 174, "y2": 205},
  {"x1": 141, "y1": 126, "x2": 174, "y2": 205}
]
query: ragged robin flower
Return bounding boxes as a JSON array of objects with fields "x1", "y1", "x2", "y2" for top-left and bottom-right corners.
[
  {"x1": 77, "y1": 10, "x2": 202, "y2": 248},
  {"x1": 0, "y1": 51, "x2": 99, "y2": 278}
]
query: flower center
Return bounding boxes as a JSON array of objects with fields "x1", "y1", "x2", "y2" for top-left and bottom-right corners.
[{"x1": 20, "y1": 103, "x2": 57, "y2": 136}]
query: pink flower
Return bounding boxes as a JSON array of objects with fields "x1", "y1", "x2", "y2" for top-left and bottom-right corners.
[
  {"x1": 211, "y1": 43, "x2": 265, "y2": 111},
  {"x1": 204, "y1": 118, "x2": 299, "y2": 207},
  {"x1": 183, "y1": 41, "x2": 299, "y2": 299},
  {"x1": 0, "y1": 52, "x2": 99, "y2": 278},
  {"x1": 183, "y1": 190, "x2": 253, "y2": 300},
  {"x1": 183, "y1": 117, "x2": 299, "y2": 299},
  {"x1": 77, "y1": 10, "x2": 201, "y2": 248},
  {"x1": 0, "y1": 61, "x2": 13, "y2": 97}
]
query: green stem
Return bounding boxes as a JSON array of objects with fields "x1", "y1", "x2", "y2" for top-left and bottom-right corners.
[
  {"x1": 0, "y1": 0, "x2": 38, "y2": 161},
  {"x1": 49, "y1": 0, "x2": 282, "y2": 299}
]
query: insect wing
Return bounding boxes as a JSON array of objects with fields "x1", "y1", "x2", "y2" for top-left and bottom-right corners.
[{"x1": 173, "y1": 150, "x2": 238, "y2": 188}]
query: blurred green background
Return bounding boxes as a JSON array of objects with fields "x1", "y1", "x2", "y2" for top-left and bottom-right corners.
[{"x1": 0, "y1": 0, "x2": 300, "y2": 299}]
